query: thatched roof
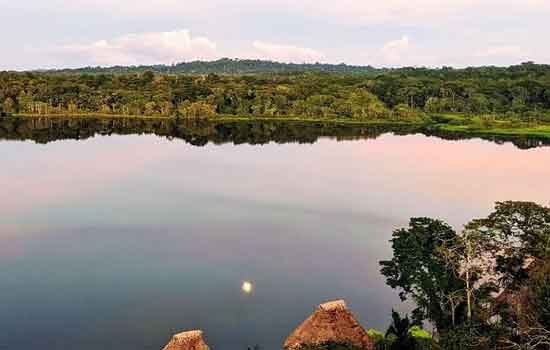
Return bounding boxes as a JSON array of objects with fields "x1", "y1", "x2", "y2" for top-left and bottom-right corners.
[
  {"x1": 163, "y1": 330, "x2": 209, "y2": 350},
  {"x1": 284, "y1": 300, "x2": 374, "y2": 350}
]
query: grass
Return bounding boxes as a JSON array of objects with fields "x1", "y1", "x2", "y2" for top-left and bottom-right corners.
[
  {"x1": 424, "y1": 112, "x2": 550, "y2": 138},
  {"x1": 438, "y1": 124, "x2": 550, "y2": 137}
]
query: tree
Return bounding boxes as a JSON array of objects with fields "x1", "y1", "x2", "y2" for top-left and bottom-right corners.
[
  {"x1": 468, "y1": 201, "x2": 550, "y2": 290},
  {"x1": 500, "y1": 259, "x2": 550, "y2": 349},
  {"x1": 438, "y1": 228, "x2": 497, "y2": 322},
  {"x1": 141, "y1": 70, "x2": 155, "y2": 85},
  {"x1": 380, "y1": 218, "x2": 464, "y2": 330},
  {"x1": 178, "y1": 100, "x2": 216, "y2": 118},
  {"x1": 347, "y1": 90, "x2": 390, "y2": 119},
  {"x1": 2, "y1": 97, "x2": 14, "y2": 113}
]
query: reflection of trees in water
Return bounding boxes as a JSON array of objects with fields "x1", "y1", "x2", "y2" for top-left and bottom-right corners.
[
  {"x1": 0, "y1": 116, "x2": 548, "y2": 150},
  {"x1": 418, "y1": 128, "x2": 550, "y2": 150}
]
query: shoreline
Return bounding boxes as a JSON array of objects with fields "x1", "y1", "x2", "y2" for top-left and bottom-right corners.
[{"x1": 6, "y1": 113, "x2": 550, "y2": 140}]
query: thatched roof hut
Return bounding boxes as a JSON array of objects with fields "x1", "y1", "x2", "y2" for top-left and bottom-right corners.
[
  {"x1": 284, "y1": 300, "x2": 374, "y2": 350},
  {"x1": 163, "y1": 330, "x2": 209, "y2": 350}
]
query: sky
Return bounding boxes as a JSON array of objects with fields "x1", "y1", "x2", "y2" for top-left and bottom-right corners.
[{"x1": 1, "y1": 0, "x2": 549, "y2": 70}]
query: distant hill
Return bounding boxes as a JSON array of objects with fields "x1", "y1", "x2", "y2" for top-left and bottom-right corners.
[
  {"x1": 44, "y1": 58, "x2": 384, "y2": 75},
  {"x1": 39, "y1": 59, "x2": 550, "y2": 80}
]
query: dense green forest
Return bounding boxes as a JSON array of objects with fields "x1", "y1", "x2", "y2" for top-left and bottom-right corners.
[{"x1": 2, "y1": 61, "x2": 550, "y2": 137}]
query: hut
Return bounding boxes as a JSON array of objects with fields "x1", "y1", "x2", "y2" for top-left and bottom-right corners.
[
  {"x1": 163, "y1": 330, "x2": 209, "y2": 350},
  {"x1": 284, "y1": 299, "x2": 374, "y2": 350}
]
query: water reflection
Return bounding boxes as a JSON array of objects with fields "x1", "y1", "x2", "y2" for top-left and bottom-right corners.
[
  {"x1": 0, "y1": 118, "x2": 549, "y2": 350},
  {"x1": 1, "y1": 116, "x2": 549, "y2": 149}
]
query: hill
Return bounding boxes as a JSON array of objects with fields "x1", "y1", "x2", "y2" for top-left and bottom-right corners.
[{"x1": 45, "y1": 58, "x2": 383, "y2": 75}]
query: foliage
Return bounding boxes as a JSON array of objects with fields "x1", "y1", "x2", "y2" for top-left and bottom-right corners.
[
  {"x1": 369, "y1": 312, "x2": 433, "y2": 350},
  {"x1": 296, "y1": 342, "x2": 363, "y2": 350},
  {"x1": 3, "y1": 61, "x2": 550, "y2": 124},
  {"x1": 500, "y1": 259, "x2": 550, "y2": 349},
  {"x1": 367, "y1": 329, "x2": 385, "y2": 343},
  {"x1": 438, "y1": 323, "x2": 494, "y2": 350},
  {"x1": 379, "y1": 218, "x2": 463, "y2": 330},
  {"x1": 385, "y1": 311, "x2": 416, "y2": 350},
  {"x1": 382, "y1": 201, "x2": 550, "y2": 349},
  {"x1": 529, "y1": 260, "x2": 550, "y2": 329},
  {"x1": 467, "y1": 201, "x2": 550, "y2": 290},
  {"x1": 408, "y1": 326, "x2": 431, "y2": 339}
]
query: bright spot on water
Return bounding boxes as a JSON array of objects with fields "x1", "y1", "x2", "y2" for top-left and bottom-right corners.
[{"x1": 241, "y1": 281, "x2": 253, "y2": 294}]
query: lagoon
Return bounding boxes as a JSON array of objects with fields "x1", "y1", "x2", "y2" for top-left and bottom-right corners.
[{"x1": 1, "y1": 118, "x2": 549, "y2": 350}]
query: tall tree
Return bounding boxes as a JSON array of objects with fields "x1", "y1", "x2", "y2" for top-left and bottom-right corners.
[{"x1": 380, "y1": 218, "x2": 464, "y2": 330}]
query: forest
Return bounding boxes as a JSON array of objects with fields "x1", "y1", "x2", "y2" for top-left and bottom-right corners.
[{"x1": 2, "y1": 61, "x2": 550, "y2": 137}]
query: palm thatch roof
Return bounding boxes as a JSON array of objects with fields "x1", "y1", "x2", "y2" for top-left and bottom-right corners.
[
  {"x1": 163, "y1": 330, "x2": 209, "y2": 350},
  {"x1": 284, "y1": 300, "x2": 374, "y2": 350}
]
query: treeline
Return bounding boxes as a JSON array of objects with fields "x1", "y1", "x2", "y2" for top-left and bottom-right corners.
[
  {"x1": 1, "y1": 62, "x2": 550, "y2": 123},
  {"x1": 45, "y1": 58, "x2": 382, "y2": 75}
]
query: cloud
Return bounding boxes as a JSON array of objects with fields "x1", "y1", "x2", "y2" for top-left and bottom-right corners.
[
  {"x1": 5, "y1": 0, "x2": 549, "y2": 69},
  {"x1": 53, "y1": 30, "x2": 325, "y2": 67},
  {"x1": 367, "y1": 35, "x2": 437, "y2": 67},
  {"x1": 380, "y1": 36, "x2": 411, "y2": 63},
  {"x1": 371, "y1": 37, "x2": 531, "y2": 68},
  {"x1": 58, "y1": 30, "x2": 219, "y2": 66},
  {"x1": 250, "y1": 41, "x2": 324, "y2": 63}
]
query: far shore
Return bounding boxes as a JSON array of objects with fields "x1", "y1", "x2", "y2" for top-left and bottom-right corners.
[{"x1": 6, "y1": 112, "x2": 550, "y2": 140}]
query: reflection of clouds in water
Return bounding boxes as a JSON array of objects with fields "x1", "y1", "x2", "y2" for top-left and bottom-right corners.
[
  {"x1": 0, "y1": 224, "x2": 28, "y2": 259},
  {"x1": 0, "y1": 135, "x2": 181, "y2": 215},
  {"x1": 0, "y1": 224, "x2": 21, "y2": 238},
  {"x1": 2, "y1": 133, "x2": 550, "y2": 233}
]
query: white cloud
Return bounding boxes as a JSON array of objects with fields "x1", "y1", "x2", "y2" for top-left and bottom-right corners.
[
  {"x1": 53, "y1": 30, "x2": 325, "y2": 66},
  {"x1": 372, "y1": 38, "x2": 531, "y2": 68},
  {"x1": 380, "y1": 36, "x2": 411, "y2": 63},
  {"x1": 250, "y1": 41, "x2": 324, "y2": 63},
  {"x1": 361, "y1": 35, "x2": 443, "y2": 67},
  {"x1": 59, "y1": 30, "x2": 219, "y2": 66},
  {"x1": 5, "y1": 0, "x2": 550, "y2": 69}
]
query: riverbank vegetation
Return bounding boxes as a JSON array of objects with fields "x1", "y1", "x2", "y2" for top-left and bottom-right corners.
[
  {"x1": 2, "y1": 61, "x2": 550, "y2": 138},
  {"x1": 378, "y1": 201, "x2": 550, "y2": 349}
]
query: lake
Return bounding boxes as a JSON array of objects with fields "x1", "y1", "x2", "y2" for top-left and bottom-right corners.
[{"x1": 1, "y1": 117, "x2": 549, "y2": 350}]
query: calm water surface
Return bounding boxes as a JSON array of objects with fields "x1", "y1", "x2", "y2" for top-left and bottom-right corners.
[{"x1": 1, "y1": 130, "x2": 549, "y2": 350}]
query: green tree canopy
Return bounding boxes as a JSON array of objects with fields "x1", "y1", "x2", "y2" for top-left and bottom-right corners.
[{"x1": 380, "y1": 218, "x2": 464, "y2": 330}]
